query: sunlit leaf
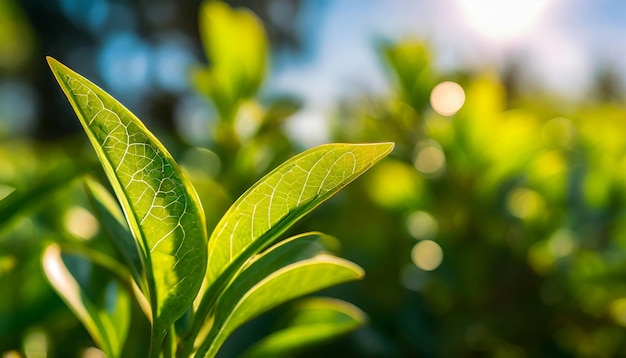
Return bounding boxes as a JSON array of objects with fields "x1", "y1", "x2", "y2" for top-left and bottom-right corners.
[
  {"x1": 42, "y1": 244, "x2": 130, "y2": 358},
  {"x1": 196, "y1": 0, "x2": 268, "y2": 121},
  {"x1": 47, "y1": 57, "x2": 208, "y2": 351},
  {"x1": 198, "y1": 233, "x2": 364, "y2": 357},
  {"x1": 241, "y1": 297, "x2": 366, "y2": 358},
  {"x1": 204, "y1": 143, "x2": 393, "y2": 293}
]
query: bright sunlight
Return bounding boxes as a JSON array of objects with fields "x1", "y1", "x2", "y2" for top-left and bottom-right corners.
[{"x1": 456, "y1": 0, "x2": 553, "y2": 41}]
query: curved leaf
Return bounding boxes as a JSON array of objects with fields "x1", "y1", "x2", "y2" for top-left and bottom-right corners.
[
  {"x1": 42, "y1": 244, "x2": 130, "y2": 358},
  {"x1": 47, "y1": 57, "x2": 208, "y2": 349},
  {"x1": 241, "y1": 297, "x2": 366, "y2": 358},
  {"x1": 198, "y1": 233, "x2": 364, "y2": 357},
  {"x1": 83, "y1": 176, "x2": 144, "y2": 292},
  {"x1": 205, "y1": 143, "x2": 393, "y2": 290},
  {"x1": 0, "y1": 162, "x2": 84, "y2": 231}
]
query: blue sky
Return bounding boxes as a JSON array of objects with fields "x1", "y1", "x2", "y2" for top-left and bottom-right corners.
[
  {"x1": 272, "y1": 0, "x2": 626, "y2": 98},
  {"x1": 268, "y1": 0, "x2": 626, "y2": 145}
]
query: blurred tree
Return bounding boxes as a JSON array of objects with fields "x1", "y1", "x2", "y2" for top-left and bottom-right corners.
[{"x1": 13, "y1": 0, "x2": 303, "y2": 141}]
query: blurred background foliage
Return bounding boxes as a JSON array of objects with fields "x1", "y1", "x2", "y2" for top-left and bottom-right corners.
[{"x1": 3, "y1": 0, "x2": 626, "y2": 357}]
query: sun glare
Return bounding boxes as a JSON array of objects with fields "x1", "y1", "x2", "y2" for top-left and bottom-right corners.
[{"x1": 456, "y1": 0, "x2": 553, "y2": 41}]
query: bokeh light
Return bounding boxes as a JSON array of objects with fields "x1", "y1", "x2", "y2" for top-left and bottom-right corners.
[
  {"x1": 365, "y1": 159, "x2": 424, "y2": 210},
  {"x1": 430, "y1": 81, "x2": 465, "y2": 116},
  {"x1": 0, "y1": 255, "x2": 17, "y2": 274},
  {"x1": 528, "y1": 228, "x2": 578, "y2": 274},
  {"x1": 541, "y1": 117, "x2": 577, "y2": 150},
  {"x1": 63, "y1": 206, "x2": 99, "y2": 240},
  {"x1": 411, "y1": 240, "x2": 443, "y2": 271},
  {"x1": 547, "y1": 228, "x2": 577, "y2": 259},
  {"x1": 611, "y1": 298, "x2": 626, "y2": 326},
  {"x1": 400, "y1": 264, "x2": 428, "y2": 291},
  {"x1": 0, "y1": 80, "x2": 38, "y2": 135},
  {"x1": 507, "y1": 187, "x2": 545, "y2": 220},
  {"x1": 174, "y1": 95, "x2": 215, "y2": 145},
  {"x1": 22, "y1": 329, "x2": 47, "y2": 358},
  {"x1": 59, "y1": 0, "x2": 109, "y2": 33},
  {"x1": 413, "y1": 140, "x2": 446, "y2": 177},
  {"x1": 99, "y1": 32, "x2": 151, "y2": 97},
  {"x1": 153, "y1": 33, "x2": 196, "y2": 92},
  {"x1": 406, "y1": 211, "x2": 438, "y2": 240}
]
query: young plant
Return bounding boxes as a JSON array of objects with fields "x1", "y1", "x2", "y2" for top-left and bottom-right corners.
[{"x1": 43, "y1": 57, "x2": 393, "y2": 357}]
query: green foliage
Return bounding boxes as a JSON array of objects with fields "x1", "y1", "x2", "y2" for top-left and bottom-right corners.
[
  {"x1": 6, "y1": 1, "x2": 626, "y2": 357},
  {"x1": 193, "y1": 0, "x2": 268, "y2": 123},
  {"x1": 0, "y1": 0, "x2": 34, "y2": 72},
  {"x1": 42, "y1": 53, "x2": 390, "y2": 356},
  {"x1": 199, "y1": 234, "x2": 363, "y2": 357},
  {"x1": 326, "y1": 38, "x2": 626, "y2": 356},
  {"x1": 48, "y1": 58, "x2": 209, "y2": 353},
  {"x1": 240, "y1": 297, "x2": 365, "y2": 358},
  {"x1": 42, "y1": 244, "x2": 131, "y2": 358}
]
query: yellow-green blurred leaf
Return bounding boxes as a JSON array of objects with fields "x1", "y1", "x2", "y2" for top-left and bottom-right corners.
[{"x1": 197, "y1": 1, "x2": 268, "y2": 121}]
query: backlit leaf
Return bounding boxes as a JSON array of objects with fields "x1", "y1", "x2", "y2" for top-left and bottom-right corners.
[
  {"x1": 47, "y1": 57, "x2": 208, "y2": 350},
  {"x1": 205, "y1": 143, "x2": 393, "y2": 292},
  {"x1": 198, "y1": 233, "x2": 363, "y2": 357},
  {"x1": 42, "y1": 244, "x2": 130, "y2": 358},
  {"x1": 241, "y1": 297, "x2": 366, "y2": 358}
]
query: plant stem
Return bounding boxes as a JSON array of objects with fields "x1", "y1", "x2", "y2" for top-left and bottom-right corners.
[
  {"x1": 177, "y1": 259, "x2": 244, "y2": 357},
  {"x1": 162, "y1": 327, "x2": 175, "y2": 358},
  {"x1": 149, "y1": 328, "x2": 167, "y2": 358}
]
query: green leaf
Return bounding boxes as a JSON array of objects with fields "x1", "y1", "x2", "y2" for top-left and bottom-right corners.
[
  {"x1": 183, "y1": 170, "x2": 232, "y2": 235},
  {"x1": 205, "y1": 143, "x2": 394, "y2": 291},
  {"x1": 47, "y1": 57, "x2": 208, "y2": 350},
  {"x1": 383, "y1": 41, "x2": 435, "y2": 112},
  {"x1": 42, "y1": 244, "x2": 130, "y2": 358},
  {"x1": 241, "y1": 297, "x2": 366, "y2": 358},
  {"x1": 258, "y1": 96, "x2": 303, "y2": 134},
  {"x1": 0, "y1": 162, "x2": 84, "y2": 232},
  {"x1": 196, "y1": 0, "x2": 268, "y2": 120},
  {"x1": 198, "y1": 233, "x2": 363, "y2": 357},
  {"x1": 83, "y1": 176, "x2": 145, "y2": 292}
]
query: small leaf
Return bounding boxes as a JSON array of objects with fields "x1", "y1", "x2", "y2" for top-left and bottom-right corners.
[
  {"x1": 42, "y1": 244, "x2": 130, "y2": 358},
  {"x1": 47, "y1": 57, "x2": 208, "y2": 350},
  {"x1": 83, "y1": 176, "x2": 144, "y2": 292},
  {"x1": 383, "y1": 41, "x2": 435, "y2": 112},
  {"x1": 258, "y1": 96, "x2": 302, "y2": 134},
  {"x1": 197, "y1": 0, "x2": 268, "y2": 120},
  {"x1": 205, "y1": 143, "x2": 393, "y2": 291},
  {"x1": 198, "y1": 233, "x2": 363, "y2": 357},
  {"x1": 183, "y1": 170, "x2": 232, "y2": 235},
  {"x1": 241, "y1": 297, "x2": 366, "y2": 358},
  {"x1": 0, "y1": 162, "x2": 84, "y2": 231}
]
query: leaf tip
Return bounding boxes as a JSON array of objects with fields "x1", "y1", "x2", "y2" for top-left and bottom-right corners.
[
  {"x1": 380, "y1": 141, "x2": 395, "y2": 153},
  {"x1": 46, "y1": 56, "x2": 73, "y2": 86},
  {"x1": 46, "y1": 57, "x2": 80, "y2": 82},
  {"x1": 46, "y1": 56, "x2": 61, "y2": 71}
]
